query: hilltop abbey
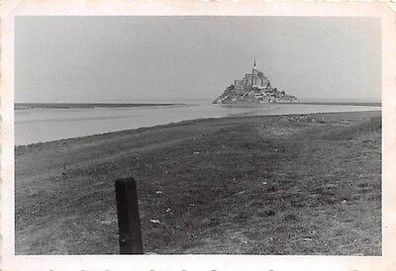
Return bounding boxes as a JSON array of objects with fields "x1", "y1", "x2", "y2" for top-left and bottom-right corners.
[
  {"x1": 213, "y1": 60, "x2": 298, "y2": 104},
  {"x1": 234, "y1": 60, "x2": 271, "y2": 91}
]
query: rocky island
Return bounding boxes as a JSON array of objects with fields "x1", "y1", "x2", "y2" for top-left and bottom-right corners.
[{"x1": 213, "y1": 60, "x2": 298, "y2": 104}]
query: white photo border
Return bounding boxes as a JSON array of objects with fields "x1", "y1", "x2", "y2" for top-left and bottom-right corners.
[{"x1": 1, "y1": 1, "x2": 395, "y2": 270}]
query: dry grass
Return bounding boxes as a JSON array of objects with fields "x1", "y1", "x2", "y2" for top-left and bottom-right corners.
[{"x1": 15, "y1": 111, "x2": 381, "y2": 255}]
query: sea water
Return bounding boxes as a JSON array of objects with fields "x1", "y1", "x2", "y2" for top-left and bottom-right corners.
[{"x1": 15, "y1": 103, "x2": 380, "y2": 146}]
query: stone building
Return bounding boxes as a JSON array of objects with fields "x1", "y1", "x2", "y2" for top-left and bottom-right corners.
[
  {"x1": 213, "y1": 60, "x2": 298, "y2": 104},
  {"x1": 233, "y1": 60, "x2": 270, "y2": 92}
]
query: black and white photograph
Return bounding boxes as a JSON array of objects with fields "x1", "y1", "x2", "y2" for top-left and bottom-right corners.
[{"x1": 1, "y1": 1, "x2": 395, "y2": 270}]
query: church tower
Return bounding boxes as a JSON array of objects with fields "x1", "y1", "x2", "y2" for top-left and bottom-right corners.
[
  {"x1": 252, "y1": 59, "x2": 257, "y2": 75},
  {"x1": 252, "y1": 59, "x2": 258, "y2": 86}
]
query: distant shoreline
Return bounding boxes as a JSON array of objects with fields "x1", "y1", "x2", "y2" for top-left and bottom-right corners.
[
  {"x1": 296, "y1": 102, "x2": 381, "y2": 107},
  {"x1": 16, "y1": 108, "x2": 381, "y2": 147},
  {"x1": 217, "y1": 102, "x2": 381, "y2": 107},
  {"x1": 14, "y1": 101, "x2": 381, "y2": 110},
  {"x1": 14, "y1": 102, "x2": 184, "y2": 110}
]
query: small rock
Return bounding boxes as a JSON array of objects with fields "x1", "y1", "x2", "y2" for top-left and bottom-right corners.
[
  {"x1": 149, "y1": 219, "x2": 161, "y2": 224},
  {"x1": 101, "y1": 220, "x2": 112, "y2": 225},
  {"x1": 156, "y1": 191, "x2": 163, "y2": 194},
  {"x1": 262, "y1": 182, "x2": 267, "y2": 185},
  {"x1": 193, "y1": 151, "x2": 200, "y2": 155}
]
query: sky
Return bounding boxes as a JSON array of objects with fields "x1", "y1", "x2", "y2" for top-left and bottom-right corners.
[{"x1": 15, "y1": 16, "x2": 381, "y2": 103}]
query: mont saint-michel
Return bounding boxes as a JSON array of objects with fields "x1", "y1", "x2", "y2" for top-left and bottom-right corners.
[
  {"x1": 14, "y1": 16, "x2": 381, "y2": 259},
  {"x1": 213, "y1": 61, "x2": 298, "y2": 104}
]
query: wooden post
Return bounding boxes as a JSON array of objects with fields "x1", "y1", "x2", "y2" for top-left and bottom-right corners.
[{"x1": 115, "y1": 178, "x2": 143, "y2": 254}]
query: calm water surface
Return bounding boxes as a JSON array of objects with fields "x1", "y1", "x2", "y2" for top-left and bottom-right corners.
[{"x1": 15, "y1": 103, "x2": 380, "y2": 146}]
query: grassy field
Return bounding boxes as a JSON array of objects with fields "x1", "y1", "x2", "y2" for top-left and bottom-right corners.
[{"x1": 15, "y1": 111, "x2": 381, "y2": 255}]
